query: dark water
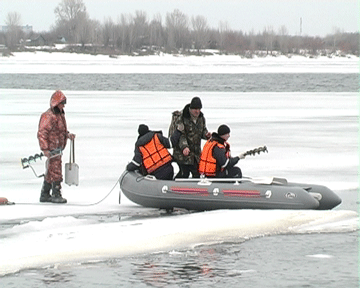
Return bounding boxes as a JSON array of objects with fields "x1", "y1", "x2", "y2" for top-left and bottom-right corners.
[
  {"x1": 2, "y1": 231, "x2": 358, "y2": 288},
  {"x1": 0, "y1": 73, "x2": 358, "y2": 92}
]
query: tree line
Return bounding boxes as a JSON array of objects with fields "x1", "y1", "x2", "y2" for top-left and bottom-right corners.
[{"x1": 1, "y1": 0, "x2": 359, "y2": 57}]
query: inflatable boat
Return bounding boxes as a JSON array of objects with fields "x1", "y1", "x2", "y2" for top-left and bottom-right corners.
[{"x1": 119, "y1": 171, "x2": 341, "y2": 210}]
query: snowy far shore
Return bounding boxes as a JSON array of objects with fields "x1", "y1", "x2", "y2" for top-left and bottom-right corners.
[{"x1": 0, "y1": 51, "x2": 358, "y2": 74}]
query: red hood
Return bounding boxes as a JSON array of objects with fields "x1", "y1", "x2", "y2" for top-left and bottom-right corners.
[{"x1": 50, "y1": 90, "x2": 66, "y2": 109}]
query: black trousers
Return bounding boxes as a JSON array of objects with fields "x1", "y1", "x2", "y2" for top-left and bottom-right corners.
[
  {"x1": 217, "y1": 166, "x2": 242, "y2": 178},
  {"x1": 175, "y1": 163, "x2": 200, "y2": 179},
  {"x1": 153, "y1": 163, "x2": 174, "y2": 180}
]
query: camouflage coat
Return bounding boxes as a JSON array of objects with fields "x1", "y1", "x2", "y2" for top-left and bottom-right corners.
[
  {"x1": 37, "y1": 91, "x2": 69, "y2": 182},
  {"x1": 173, "y1": 104, "x2": 209, "y2": 165}
]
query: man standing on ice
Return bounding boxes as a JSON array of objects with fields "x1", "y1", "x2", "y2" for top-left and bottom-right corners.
[{"x1": 37, "y1": 90, "x2": 75, "y2": 203}]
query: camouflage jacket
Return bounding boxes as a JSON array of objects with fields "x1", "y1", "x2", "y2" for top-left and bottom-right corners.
[
  {"x1": 37, "y1": 91, "x2": 69, "y2": 153},
  {"x1": 173, "y1": 104, "x2": 209, "y2": 165}
]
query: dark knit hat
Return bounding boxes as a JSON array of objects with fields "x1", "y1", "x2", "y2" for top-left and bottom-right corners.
[
  {"x1": 190, "y1": 96, "x2": 202, "y2": 109},
  {"x1": 218, "y1": 124, "x2": 230, "y2": 136},
  {"x1": 138, "y1": 124, "x2": 149, "y2": 136}
]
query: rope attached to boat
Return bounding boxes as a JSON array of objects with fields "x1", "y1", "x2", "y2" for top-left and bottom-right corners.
[{"x1": 8, "y1": 175, "x2": 122, "y2": 207}]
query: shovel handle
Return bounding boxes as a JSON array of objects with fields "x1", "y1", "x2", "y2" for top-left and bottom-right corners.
[{"x1": 69, "y1": 139, "x2": 75, "y2": 164}]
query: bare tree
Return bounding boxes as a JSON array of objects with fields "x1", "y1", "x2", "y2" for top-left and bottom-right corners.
[
  {"x1": 5, "y1": 12, "x2": 23, "y2": 49},
  {"x1": 127, "y1": 14, "x2": 136, "y2": 53},
  {"x1": 263, "y1": 25, "x2": 275, "y2": 55},
  {"x1": 218, "y1": 21, "x2": 231, "y2": 53},
  {"x1": 303, "y1": 36, "x2": 324, "y2": 55},
  {"x1": 331, "y1": 26, "x2": 344, "y2": 53},
  {"x1": 191, "y1": 15, "x2": 210, "y2": 54},
  {"x1": 165, "y1": 9, "x2": 189, "y2": 52},
  {"x1": 247, "y1": 29, "x2": 257, "y2": 56},
  {"x1": 77, "y1": 18, "x2": 100, "y2": 47},
  {"x1": 4, "y1": 4, "x2": 355, "y2": 56},
  {"x1": 5, "y1": 11, "x2": 21, "y2": 26},
  {"x1": 278, "y1": 25, "x2": 289, "y2": 54},
  {"x1": 117, "y1": 14, "x2": 131, "y2": 53},
  {"x1": 132, "y1": 10, "x2": 149, "y2": 49},
  {"x1": 102, "y1": 17, "x2": 114, "y2": 48},
  {"x1": 54, "y1": 0, "x2": 89, "y2": 43},
  {"x1": 54, "y1": 0, "x2": 87, "y2": 24},
  {"x1": 90, "y1": 19, "x2": 102, "y2": 46},
  {"x1": 149, "y1": 13, "x2": 164, "y2": 50},
  {"x1": 74, "y1": 12, "x2": 91, "y2": 46}
]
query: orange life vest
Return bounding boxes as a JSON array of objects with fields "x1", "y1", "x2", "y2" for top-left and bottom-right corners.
[
  {"x1": 199, "y1": 139, "x2": 230, "y2": 176},
  {"x1": 139, "y1": 133, "x2": 172, "y2": 173}
]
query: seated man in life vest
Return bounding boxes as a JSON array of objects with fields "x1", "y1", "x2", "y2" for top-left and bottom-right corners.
[
  {"x1": 198, "y1": 124, "x2": 246, "y2": 178},
  {"x1": 126, "y1": 124, "x2": 182, "y2": 180}
]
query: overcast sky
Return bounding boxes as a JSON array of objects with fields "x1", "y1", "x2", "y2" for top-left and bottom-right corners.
[{"x1": 1, "y1": 0, "x2": 358, "y2": 36}]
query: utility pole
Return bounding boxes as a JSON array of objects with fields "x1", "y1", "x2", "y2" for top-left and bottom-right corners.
[{"x1": 300, "y1": 17, "x2": 302, "y2": 36}]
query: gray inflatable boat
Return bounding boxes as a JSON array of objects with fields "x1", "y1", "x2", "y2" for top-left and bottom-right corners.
[{"x1": 119, "y1": 171, "x2": 341, "y2": 211}]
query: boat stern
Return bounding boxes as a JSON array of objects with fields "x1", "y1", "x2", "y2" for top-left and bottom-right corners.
[
  {"x1": 291, "y1": 183, "x2": 342, "y2": 210},
  {"x1": 310, "y1": 185, "x2": 342, "y2": 210}
]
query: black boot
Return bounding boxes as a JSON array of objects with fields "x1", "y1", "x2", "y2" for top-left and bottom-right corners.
[
  {"x1": 51, "y1": 181, "x2": 67, "y2": 204},
  {"x1": 40, "y1": 180, "x2": 52, "y2": 202}
]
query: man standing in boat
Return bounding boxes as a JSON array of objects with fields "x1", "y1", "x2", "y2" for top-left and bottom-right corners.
[
  {"x1": 37, "y1": 90, "x2": 76, "y2": 203},
  {"x1": 126, "y1": 124, "x2": 182, "y2": 180},
  {"x1": 172, "y1": 96, "x2": 211, "y2": 178},
  {"x1": 199, "y1": 124, "x2": 245, "y2": 178}
]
